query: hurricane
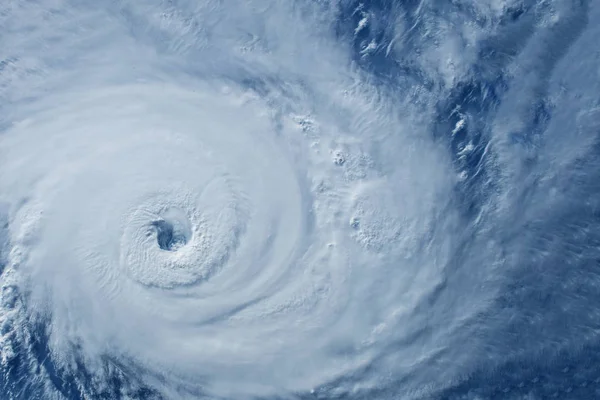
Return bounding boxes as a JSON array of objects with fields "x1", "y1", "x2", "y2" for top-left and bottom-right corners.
[{"x1": 1, "y1": 0, "x2": 600, "y2": 399}]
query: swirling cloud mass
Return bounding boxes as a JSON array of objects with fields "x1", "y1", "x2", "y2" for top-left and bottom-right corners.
[{"x1": 1, "y1": 0, "x2": 600, "y2": 399}]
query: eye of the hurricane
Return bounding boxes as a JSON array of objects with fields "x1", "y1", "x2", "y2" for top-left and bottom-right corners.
[
  {"x1": 148, "y1": 209, "x2": 193, "y2": 252},
  {"x1": 152, "y1": 220, "x2": 187, "y2": 251}
]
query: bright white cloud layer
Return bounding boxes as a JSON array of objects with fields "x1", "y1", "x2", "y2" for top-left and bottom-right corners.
[{"x1": 1, "y1": 0, "x2": 600, "y2": 399}]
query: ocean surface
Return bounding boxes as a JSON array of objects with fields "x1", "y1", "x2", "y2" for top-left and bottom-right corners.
[{"x1": 1, "y1": 0, "x2": 600, "y2": 399}]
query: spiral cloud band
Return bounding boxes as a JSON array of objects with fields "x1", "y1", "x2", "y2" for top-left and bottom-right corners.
[
  {"x1": 3, "y1": 83, "x2": 326, "y2": 394},
  {"x1": 2, "y1": 0, "x2": 600, "y2": 399},
  {"x1": 1, "y1": 77, "x2": 457, "y2": 398}
]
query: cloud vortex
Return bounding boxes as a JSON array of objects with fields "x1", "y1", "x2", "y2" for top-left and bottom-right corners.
[{"x1": 2, "y1": 0, "x2": 600, "y2": 399}]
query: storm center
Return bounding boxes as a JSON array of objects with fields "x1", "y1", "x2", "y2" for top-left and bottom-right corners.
[{"x1": 151, "y1": 209, "x2": 192, "y2": 251}]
